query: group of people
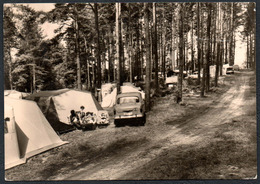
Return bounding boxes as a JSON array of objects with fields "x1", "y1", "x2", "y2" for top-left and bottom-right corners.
[{"x1": 69, "y1": 106, "x2": 96, "y2": 129}]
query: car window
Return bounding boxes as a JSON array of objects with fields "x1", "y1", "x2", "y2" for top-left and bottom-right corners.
[{"x1": 117, "y1": 96, "x2": 139, "y2": 104}]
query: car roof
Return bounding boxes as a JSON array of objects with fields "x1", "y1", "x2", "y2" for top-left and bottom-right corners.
[{"x1": 117, "y1": 92, "x2": 142, "y2": 98}]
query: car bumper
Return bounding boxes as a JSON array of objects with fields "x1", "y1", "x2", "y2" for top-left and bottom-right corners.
[
  {"x1": 115, "y1": 114, "x2": 143, "y2": 119},
  {"x1": 226, "y1": 71, "x2": 234, "y2": 74}
]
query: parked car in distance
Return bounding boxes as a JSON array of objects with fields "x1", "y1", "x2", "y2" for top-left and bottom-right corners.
[
  {"x1": 226, "y1": 66, "x2": 234, "y2": 74},
  {"x1": 114, "y1": 92, "x2": 146, "y2": 127}
]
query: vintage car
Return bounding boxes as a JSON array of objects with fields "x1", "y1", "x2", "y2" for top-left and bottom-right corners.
[{"x1": 114, "y1": 92, "x2": 146, "y2": 127}]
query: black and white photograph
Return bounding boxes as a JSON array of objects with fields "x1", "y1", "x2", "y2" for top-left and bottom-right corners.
[{"x1": 2, "y1": 1, "x2": 257, "y2": 181}]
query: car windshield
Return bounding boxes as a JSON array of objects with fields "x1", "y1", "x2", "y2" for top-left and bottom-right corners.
[
  {"x1": 117, "y1": 96, "x2": 139, "y2": 104},
  {"x1": 227, "y1": 68, "x2": 233, "y2": 71}
]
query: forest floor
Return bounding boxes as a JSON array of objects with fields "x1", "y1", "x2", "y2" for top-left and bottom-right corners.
[{"x1": 5, "y1": 70, "x2": 257, "y2": 181}]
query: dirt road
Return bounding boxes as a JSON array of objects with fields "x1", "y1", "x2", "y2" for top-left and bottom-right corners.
[{"x1": 52, "y1": 71, "x2": 256, "y2": 180}]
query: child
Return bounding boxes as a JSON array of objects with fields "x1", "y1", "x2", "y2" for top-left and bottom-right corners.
[{"x1": 70, "y1": 110, "x2": 81, "y2": 129}]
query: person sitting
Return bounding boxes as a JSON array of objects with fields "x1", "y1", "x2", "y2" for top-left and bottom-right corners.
[
  {"x1": 80, "y1": 106, "x2": 86, "y2": 119},
  {"x1": 70, "y1": 110, "x2": 81, "y2": 129}
]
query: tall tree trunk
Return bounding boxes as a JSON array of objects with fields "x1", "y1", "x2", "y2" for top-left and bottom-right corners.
[
  {"x1": 177, "y1": 3, "x2": 184, "y2": 103},
  {"x1": 229, "y1": 3, "x2": 234, "y2": 66},
  {"x1": 162, "y1": 7, "x2": 166, "y2": 80},
  {"x1": 191, "y1": 17, "x2": 194, "y2": 71},
  {"x1": 231, "y1": 3, "x2": 236, "y2": 66},
  {"x1": 113, "y1": 30, "x2": 116, "y2": 82},
  {"x1": 126, "y1": 4, "x2": 133, "y2": 83},
  {"x1": 212, "y1": 7, "x2": 217, "y2": 67},
  {"x1": 220, "y1": 5, "x2": 224, "y2": 76},
  {"x1": 252, "y1": 32, "x2": 256, "y2": 70},
  {"x1": 116, "y1": 2, "x2": 121, "y2": 94},
  {"x1": 250, "y1": 32, "x2": 253, "y2": 68},
  {"x1": 101, "y1": 35, "x2": 106, "y2": 83},
  {"x1": 215, "y1": 43, "x2": 220, "y2": 87},
  {"x1": 107, "y1": 30, "x2": 112, "y2": 83},
  {"x1": 171, "y1": 6, "x2": 176, "y2": 71},
  {"x1": 92, "y1": 61, "x2": 95, "y2": 91},
  {"x1": 215, "y1": 2, "x2": 221, "y2": 85},
  {"x1": 140, "y1": 29, "x2": 143, "y2": 81},
  {"x1": 246, "y1": 35, "x2": 249, "y2": 68},
  {"x1": 200, "y1": 7, "x2": 206, "y2": 97},
  {"x1": 120, "y1": 16, "x2": 125, "y2": 77},
  {"x1": 129, "y1": 31, "x2": 134, "y2": 83},
  {"x1": 175, "y1": 6, "x2": 179, "y2": 69},
  {"x1": 159, "y1": 23, "x2": 163, "y2": 75},
  {"x1": 94, "y1": 3, "x2": 101, "y2": 89},
  {"x1": 153, "y1": 3, "x2": 159, "y2": 92},
  {"x1": 201, "y1": 40, "x2": 206, "y2": 97},
  {"x1": 32, "y1": 63, "x2": 36, "y2": 93},
  {"x1": 185, "y1": 33, "x2": 188, "y2": 71},
  {"x1": 144, "y1": 3, "x2": 151, "y2": 111},
  {"x1": 138, "y1": 18, "x2": 143, "y2": 81},
  {"x1": 8, "y1": 48, "x2": 13, "y2": 90},
  {"x1": 83, "y1": 37, "x2": 91, "y2": 90},
  {"x1": 74, "y1": 11, "x2": 81, "y2": 90},
  {"x1": 136, "y1": 20, "x2": 141, "y2": 81},
  {"x1": 225, "y1": 34, "x2": 228, "y2": 64},
  {"x1": 219, "y1": 44, "x2": 223, "y2": 75},
  {"x1": 197, "y1": 2, "x2": 201, "y2": 84},
  {"x1": 206, "y1": 4, "x2": 212, "y2": 92}
]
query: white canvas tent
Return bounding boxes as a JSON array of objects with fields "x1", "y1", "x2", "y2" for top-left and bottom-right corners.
[
  {"x1": 101, "y1": 87, "x2": 118, "y2": 108},
  {"x1": 26, "y1": 89, "x2": 105, "y2": 132},
  {"x1": 101, "y1": 83, "x2": 116, "y2": 101},
  {"x1": 210, "y1": 65, "x2": 216, "y2": 78},
  {"x1": 165, "y1": 76, "x2": 178, "y2": 85},
  {"x1": 101, "y1": 85, "x2": 145, "y2": 108},
  {"x1": 4, "y1": 97, "x2": 67, "y2": 170},
  {"x1": 51, "y1": 90, "x2": 103, "y2": 123},
  {"x1": 222, "y1": 64, "x2": 231, "y2": 75},
  {"x1": 4, "y1": 90, "x2": 29, "y2": 99},
  {"x1": 4, "y1": 105, "x2": 26, "y2": 170}
]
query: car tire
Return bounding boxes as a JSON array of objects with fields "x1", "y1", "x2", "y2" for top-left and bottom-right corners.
[{"x1": 114, "y1": 119, "x2": 120, "y2": 127}]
